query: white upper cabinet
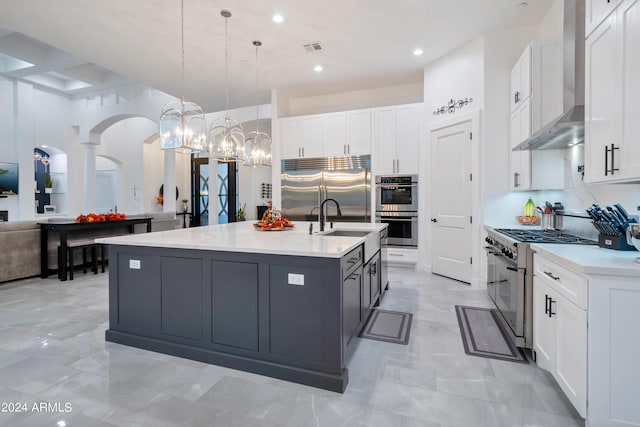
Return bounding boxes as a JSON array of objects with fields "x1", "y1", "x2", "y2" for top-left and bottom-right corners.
[
  {"x1": 323, "y1": 112, "x2": 348, "y2": 156},
  {"x1": 509, "y1": 40, "x2": 564, "y2": 190},
  {"x1": 585, "y1": 0, "x2": 640, "y2": 183},
  {"x1": 510, "y1": 45, "x2": 532, "y2": 113},
  {"x1": 586, "y1": 0, "x2": 622, "y2": 37},
  {"x1": 346, "y1": 109, "x2": 372, "y2": 155},
  {"x1": 279, "y1": 109, "x2": 373, "y2": 159},
  {"x1": 280, "y1": 118, "x2": 302, "y2": 159},
  {"x1": 510, "y1": 99, "x2": 532, "y2": 190},
  {"x1": 373, "y1": 103, "x2": 422, "y2": 175},
  {"x1": 280, "y1": 115, "x2": 324, "y2": 159}
]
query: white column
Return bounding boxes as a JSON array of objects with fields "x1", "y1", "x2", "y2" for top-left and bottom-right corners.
[
  {"x1": 163, "y1": 150, "x2": 176, "y2": 212},
  {"x1": 82, "y1": 142, "x2": 98, "y2": 212}
]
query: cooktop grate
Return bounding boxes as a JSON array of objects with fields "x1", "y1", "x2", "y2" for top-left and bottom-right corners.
[{"x1": 494, "y1": 229, "x2": 597, "y2": 245}]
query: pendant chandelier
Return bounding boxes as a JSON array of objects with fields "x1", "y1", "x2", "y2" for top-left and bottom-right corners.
[
  {"x1": 244, "y1": 41, "x2": 272, "y2": 167},
  {"x1": 159, "y1": 0, "x2": 206, "y2": 153},
  {"x1": 209, "y1": 10, "x2": 245, "y2": 162}
]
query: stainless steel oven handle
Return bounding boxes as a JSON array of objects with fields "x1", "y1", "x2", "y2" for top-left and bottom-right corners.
[
  {"x1": 379, "y1": 217, "x2": 418, "y2": 222},
  {"x1": 376, "y1": 184, "x2": 418, "y2": 188}
]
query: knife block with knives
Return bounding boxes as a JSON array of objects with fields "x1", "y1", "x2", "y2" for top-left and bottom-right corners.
[{"x1": 587, "y1": 203, "x2": 638, "y2": 251}]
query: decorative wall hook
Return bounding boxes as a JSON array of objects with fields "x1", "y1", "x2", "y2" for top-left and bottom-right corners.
[{"x1": 433, "y1": 98, "x2": 473, "y2": 116}]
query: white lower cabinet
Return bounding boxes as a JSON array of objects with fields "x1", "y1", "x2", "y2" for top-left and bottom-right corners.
[
  {"x1": 382, "y1": 247, "x2": 417, "y2": 266},
  {"x1": 533, "y1": 251, "x2": 640, "y2": 426},
  {"x1": 588, "y1": 275, "x2": 640, "y2": 427},
  {"x1": 533, "y1": 255, "x2": 587, "y2": 418}
]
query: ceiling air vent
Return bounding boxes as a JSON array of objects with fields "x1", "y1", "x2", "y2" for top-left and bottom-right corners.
[{"x1": 303, "y1": 42, "x2": 323, "y2": 52}]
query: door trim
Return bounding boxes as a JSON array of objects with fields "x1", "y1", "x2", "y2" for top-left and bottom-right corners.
[{"x1": 422, "y1": 109, "x2": 482, "y2": 287}]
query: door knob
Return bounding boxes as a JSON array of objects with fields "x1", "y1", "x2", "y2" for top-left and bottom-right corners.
[{"x1": 431, "y1": 218, "x2": 437, "y2": 223}]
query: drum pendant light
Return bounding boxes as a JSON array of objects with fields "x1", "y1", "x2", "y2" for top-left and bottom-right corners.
[
  {"x1": 209, "y1": 10, "x2": 245, "y2": 162},
  {"x1": 159, "y1": 0, "x2": 206, "y2": 153},
  {"x1": 244, "y1": 40, "x2": 272, "y2": 167}
]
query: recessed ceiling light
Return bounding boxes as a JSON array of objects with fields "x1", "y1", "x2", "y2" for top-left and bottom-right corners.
[
  {"x1": 518, "y1": 2, "x2": 528, "y2": 8},
  {"x1": 41, "y1": 145, "x2": 48, "y2": 148},
  {"x1": 413, "y1": 48, "x2": 423, "y2": 56},
  {"x1": 272, "y1": 14, "x2": 284, "y2": 23},
  {"x1": 314, "y1": 65, "x2": 323, "y2": 72}
]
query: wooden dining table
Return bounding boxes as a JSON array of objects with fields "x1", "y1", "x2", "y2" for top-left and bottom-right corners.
[{"x1": 39, "y1": 217, "x2": 152, "y2": 281}]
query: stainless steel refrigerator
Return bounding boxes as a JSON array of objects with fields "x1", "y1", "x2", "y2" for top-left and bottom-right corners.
[{"x1": 281, "y1": 155, "x2": 371, "y2": 222}]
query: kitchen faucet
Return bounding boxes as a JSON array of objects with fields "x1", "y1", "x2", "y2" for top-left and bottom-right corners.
[{"x1": 319, "y1": 198, "x2": 342, "y2": 232}]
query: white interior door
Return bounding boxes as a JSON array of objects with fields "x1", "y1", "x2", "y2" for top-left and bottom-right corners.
[
  {"x1": 96, "y1": 171, "x2": 116, "y2": 213},
  {"x1": 430, "y1": 120, "x2": 472, "y2": 283}
]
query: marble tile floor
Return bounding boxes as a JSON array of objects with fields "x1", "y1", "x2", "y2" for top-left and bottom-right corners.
[{"x1": 0, "y1": 268, "x2": 584, "y2": 427}]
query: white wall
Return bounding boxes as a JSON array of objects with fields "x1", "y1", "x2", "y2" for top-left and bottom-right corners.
[
  {"x1": 421, "y1": 36, "x2": 485, "y2": 283},
  {"x1": 0, "y1": 70, "x2": 273, "y2": 221},
  {"x1": 282, "y1": 82, "x2": 424, "y2": 117}
]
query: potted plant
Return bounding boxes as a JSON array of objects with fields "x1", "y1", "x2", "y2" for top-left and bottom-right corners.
[
  {"x1": 44, "y1": 174, "x2": 53, "y2": 194},
  {"x1": 237, "y1": 203, "x2": 247, "y2": 221},
  {"x1": 181, "y1": 198, "x2": 189, "y2": 212}
]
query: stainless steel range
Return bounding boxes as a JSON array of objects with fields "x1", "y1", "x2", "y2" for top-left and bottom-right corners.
[{"x1": 484, "y1": 227, "x2": 596, "y2": 348}]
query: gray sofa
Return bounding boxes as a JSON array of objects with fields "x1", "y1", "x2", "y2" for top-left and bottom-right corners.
[{"x1": 0, "y1": 212, "x2": 181, "y2": 284}]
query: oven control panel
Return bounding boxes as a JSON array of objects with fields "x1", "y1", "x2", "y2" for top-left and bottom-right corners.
[{"x1": 485, "y1": 236, "x2": 518, "y2": 261}]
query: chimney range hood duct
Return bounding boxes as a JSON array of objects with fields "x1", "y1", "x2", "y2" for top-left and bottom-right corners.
[{"x1": 513, "y1": 0, "x2": 585, "y2": 151}]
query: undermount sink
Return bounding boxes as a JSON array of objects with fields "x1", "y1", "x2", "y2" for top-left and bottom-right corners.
[
  {"x1": 321, "y1": 230, "x2": 371, "y2": 238},
  {"x1": 321, "y1": 228, "x2": 379, "y2": 261}
]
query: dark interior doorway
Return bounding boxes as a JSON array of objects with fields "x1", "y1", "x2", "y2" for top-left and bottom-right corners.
[{"x1": 191, "y1": 157, "x2": 238, "y2": 226}]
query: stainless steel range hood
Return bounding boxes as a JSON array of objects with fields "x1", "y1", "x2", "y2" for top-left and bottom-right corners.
[{"x1": 513, "y1": 0, "x2": 585, "y2": 151}]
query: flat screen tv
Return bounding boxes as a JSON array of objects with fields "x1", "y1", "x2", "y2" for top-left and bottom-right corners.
[{"x1": 0, "y1": 162, "x2": 19, "y2": 195}]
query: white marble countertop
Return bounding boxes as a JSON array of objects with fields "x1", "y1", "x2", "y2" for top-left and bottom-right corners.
[
  {"x1": 96, "y1": 221, "x2": 387, "y2": 258},
  {"x1": 530, "y1": 243, "x2": 640, "y2": 277}
]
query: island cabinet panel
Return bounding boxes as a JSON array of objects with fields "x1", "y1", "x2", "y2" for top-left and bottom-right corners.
[
  {"x1": 269, "y1": 264, "x2": 338, "y2": 366},
  {"x1": 115, "y1": 252, "x2": 161, "y2": 333},
  {"x1": 160, "y1": 257, "x2": 203, "y2": 341},
  {"x1": 343, "y1": 267, "x2": 362, "y2": 351},
  {"x1": 106, "y1": 244, "x2": 361, "y2": 393},
  {"x1": 211, "y1": 260, "x2": 259, "y2": 351}
]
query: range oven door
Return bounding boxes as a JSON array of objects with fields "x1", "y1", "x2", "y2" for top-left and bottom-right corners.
[
  {"x1": 487, "y1": 251, "x2": 525, "y2": 340},
  {"x1": 375, "y1": 175, "x2": 418, "y2": 212},
  {"x1": 375, "y1": 213, "x2": 418, "y2": 247}
]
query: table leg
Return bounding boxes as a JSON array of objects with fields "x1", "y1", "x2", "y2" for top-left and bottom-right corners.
[
  {"x1": 40, "y1": 227, "x2": 48, "y2": 278},
  {"x1": 59, "y1": 230, "x2": 68, "y2": 281}
]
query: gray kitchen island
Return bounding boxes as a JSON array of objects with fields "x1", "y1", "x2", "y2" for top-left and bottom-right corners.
[{"x1": 98, "y1": 221, "x2": 387, "y2": 392}]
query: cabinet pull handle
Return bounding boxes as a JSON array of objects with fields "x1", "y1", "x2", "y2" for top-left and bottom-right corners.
[
  {"x1": 544, "y1": 295, "x2": 550, "y2": 314},
  {"x1": 514, "y1": 172, "x2": 520, "y2": 188},
  {"x1": 370, "y1": 262, "x2": 377, "y2": 275},
  {"x1": 515, "y1": 91, "x2": 520, "y2": 104},
  {"x1": 348, "y1": 144, "x2": 351, "y2": 154},
  {"x1": 544, "y1": 271, "x2": 560, "y2": 281},
  {"x1": 347, "y1": 272, "x2": 361, "y2": 281},
  {"x1": 548, "y1": 298, "x2": 556, "y2": 317},
  {"x1": 346, "y1": 256, "x2": 360, "y2": 265},
  {"x1": 302, "y1": 147, "x2": 305, "y2": 157},
  {"x1": 388, "y1": 253, "x2": 404, "y2": 257},
  {"x1": 605, "y1": 144, "x2": 620, "y2": 176}
]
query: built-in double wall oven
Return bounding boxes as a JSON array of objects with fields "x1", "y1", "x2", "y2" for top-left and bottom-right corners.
[{"x1": 375, "y1": 175, "x2": 418, "y2": 247}]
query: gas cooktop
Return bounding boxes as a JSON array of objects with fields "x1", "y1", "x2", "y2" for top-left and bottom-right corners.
[{"x1": 494, "y1": 228, "x2": 597, "y2": 245}]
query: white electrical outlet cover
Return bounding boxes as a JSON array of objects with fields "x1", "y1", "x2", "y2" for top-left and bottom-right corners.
[
  {"x1": 288, "y1": 273, "x2": 304, "y2": 286},
  {"x1": 129, "y1": 259, "x2": 141, "y2": 269}
]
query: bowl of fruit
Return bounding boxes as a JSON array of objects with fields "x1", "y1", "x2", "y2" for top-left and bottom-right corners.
[
  {"x1": 253, "y1": 208, "x2": 294, "y2": 231},
  {"x1": 517, "y1": 198, "x2": 540, "y2": 225}
]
